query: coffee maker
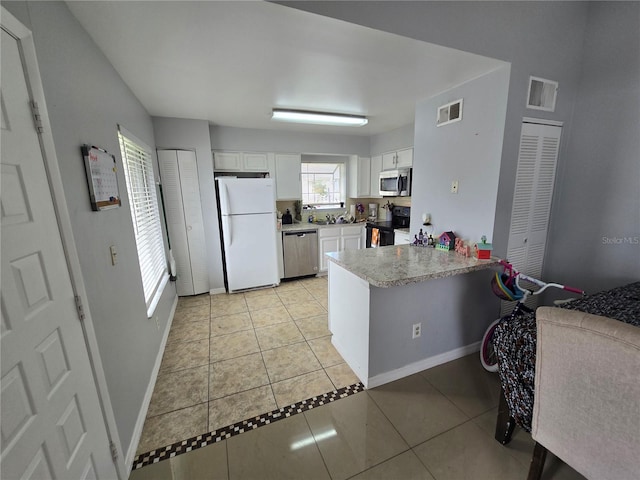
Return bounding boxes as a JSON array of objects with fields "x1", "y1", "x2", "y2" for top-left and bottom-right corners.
[{"x1": 368, "y1": 203, "x2": 378, "y2": 221}]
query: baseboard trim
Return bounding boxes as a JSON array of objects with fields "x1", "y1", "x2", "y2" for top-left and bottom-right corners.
[
  {"x1": 126, "y1": 294, "x2": 178, "y2": 469},
  {"x1": 209, "y1": 287, "x2": 226, "y2": 295},
  {"x1": 366, "y1": 341, "x2": 481, "y2": 389}
]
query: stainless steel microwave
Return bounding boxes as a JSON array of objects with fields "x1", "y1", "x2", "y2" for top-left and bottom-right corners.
[{"x1": 379, "y1": 168, "x2": 411, "y2": 197}]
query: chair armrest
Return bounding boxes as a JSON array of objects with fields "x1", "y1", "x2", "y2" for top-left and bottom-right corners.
[{"x1": 531, "y1": 306, "x2": 640, "y2": 480}]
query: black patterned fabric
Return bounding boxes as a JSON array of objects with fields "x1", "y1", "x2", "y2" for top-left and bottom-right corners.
[{"x1": 493, "y1": 281, "x2": 640, "y2": 432}]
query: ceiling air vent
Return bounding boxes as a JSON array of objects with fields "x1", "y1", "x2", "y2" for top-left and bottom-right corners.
[
  {"x1": 527, "y1": 76, "x2": 558, "y2": 112},
  {"x1": 437, "y1": 98, "x2": 463, "y2": 127}
]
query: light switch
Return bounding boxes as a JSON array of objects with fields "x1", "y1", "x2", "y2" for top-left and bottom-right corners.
[{"x1": 109, "y1": 245, "x2": 118, "y2": 265}]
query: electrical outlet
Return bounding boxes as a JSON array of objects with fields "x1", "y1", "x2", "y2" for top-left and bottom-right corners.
[
  {"x1": 451, "y1": 180, "x2": 459, "y2": 194},
  {"x1": 412, "y1": 322, "x2": 422, "y2": 339}
]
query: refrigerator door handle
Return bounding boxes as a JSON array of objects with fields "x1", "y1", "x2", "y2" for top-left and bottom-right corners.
[
  {"x1": 224, "y1": 216, "x2": 232, "y2": 245},
  {"x1": 221, "y1": 183, "x2": 231, "y2": 215}
]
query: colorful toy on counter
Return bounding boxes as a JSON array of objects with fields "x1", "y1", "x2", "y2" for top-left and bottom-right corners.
[
  {"x1": 411, "y1": 230, "x2": 436, "y2": 248},
  {"x1": 474, "y1": 235, "x2": 493, "y2": 259},
  {"x1": 436, "y1": 231, "x2": 457, "y2": 251},
  {"x1": 454, "y1": 237, "x2": 472, "y2": 257}
]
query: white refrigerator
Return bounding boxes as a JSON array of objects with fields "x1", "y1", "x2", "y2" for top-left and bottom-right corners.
[{"x1": 217, "y1": 178, "x2": 279, "y2": 292}]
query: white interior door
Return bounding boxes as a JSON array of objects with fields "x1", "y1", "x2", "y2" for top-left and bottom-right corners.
[
  {"x1": 1, "y1": 24, "x2": 117, "y2": 479},
  {"x1": 503, "y1": 121, "x2": 562, "y2": 314}
]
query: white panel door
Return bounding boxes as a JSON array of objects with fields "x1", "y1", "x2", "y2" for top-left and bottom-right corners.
[
  {"x1": 1, "y1": 26, "x2": 117, "y2": 479},
  {"x1": 503, "y1": 122, "x2": 561, "y2": 315}
]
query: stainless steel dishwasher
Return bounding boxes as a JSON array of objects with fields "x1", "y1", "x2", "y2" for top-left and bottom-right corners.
[{"x1": 282, "y1": 230, "x2": 318, "y2": 279}]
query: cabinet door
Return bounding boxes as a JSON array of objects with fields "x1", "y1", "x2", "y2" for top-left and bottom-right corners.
[
  {"x1": 319, "y1": 236, "x2": 340, "y2": 272},
  {"x1": 342, "y1": 234, "x2": 362, "y2": 251},
  {"x1": 370, "y1": 155, "x2": 382, "y2": 198},
  {"x1": 213, "y1": 151, "x2": 241, "y2": 170},
  {"x1": 275, "y1": 153, "x2": 302, "y2": 200},
  {"x1": 348, "y1": 155, "x2": 370, "y2": 198},
  {"x1": 243, "y1": 152, "x2": 269, "y2": 171},
  {"x1": 382, "y1": 152, "x2": 397, "y2": 170},
  {"x1": 394, "y1": 230, "x2": 411, "y2": 245},
  {"x1": 357, "y1": 157, "x2": 371, "y2": 197},
  {"x1": 396, "y1": 148, "x2": 413, "y2": 168}
]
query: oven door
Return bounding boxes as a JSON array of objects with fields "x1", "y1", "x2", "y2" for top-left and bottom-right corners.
[{"x1": 366, "y1": 225, "x2": 395, "y2": 248}]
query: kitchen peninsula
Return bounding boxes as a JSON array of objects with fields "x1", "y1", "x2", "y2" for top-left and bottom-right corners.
[{"x1": 326, "y1": 245, "x2": 498, "y2": 388}]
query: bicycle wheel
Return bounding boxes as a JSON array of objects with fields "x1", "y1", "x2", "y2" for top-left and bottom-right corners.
[{"x1": 480, "y1": 318, "x2": 501, "y2": 372}]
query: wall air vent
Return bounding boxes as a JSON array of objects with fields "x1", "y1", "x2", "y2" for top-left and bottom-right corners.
[
  {"x1": 437, "y1": 98, "x2": 463, "y2": 127},
  {"x1": 527, "y1": 76, "x2": 558, "y2": 112}
]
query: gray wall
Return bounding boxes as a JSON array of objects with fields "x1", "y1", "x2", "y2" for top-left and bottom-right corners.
[
  {"x1": 412, "y1": 66, "x2": 510, "y2": 243},
  {"x1": 210, "y1": 125, "x2": 370, "y2": 156},
  {"x1": 153, "y1": 117, "x2": 225, "y2": 290},
  {"x1": 281, "y1": 1, "x2": 589, "y2": 257},
  {"x1": 369, "y1": 123, "x2": 414, "y2": 155},
  {"x1": 4, "y1": 1, "x2": 176, "y2": 458},
  {"x1": 545, "y1": 2, "x2": 640, "y2": 292}
]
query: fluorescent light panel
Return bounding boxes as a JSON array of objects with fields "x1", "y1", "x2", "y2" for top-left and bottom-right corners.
[{"x1": 272, "y1": 109, "x2": 368, "y2": 127}]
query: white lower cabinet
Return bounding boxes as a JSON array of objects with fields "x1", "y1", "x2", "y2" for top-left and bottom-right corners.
[
  {"x1": 318, "y1": 225, "x2": 364, "y2": 272},
  {"x1": 394, "y1": 230, "x2": 411, "y2": 245},
  {"x1": 319, "y1": 235, "x2": 340, "y2": 272}
]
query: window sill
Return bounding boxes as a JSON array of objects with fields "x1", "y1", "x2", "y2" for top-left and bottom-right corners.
[{"x1": 147, "y1": 273, "x2": 170, "y2": 319}]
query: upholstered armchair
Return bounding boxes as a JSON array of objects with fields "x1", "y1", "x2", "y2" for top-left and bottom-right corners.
[{"x1": 527, "y1": 307, "x2": 640, "y2": 480}]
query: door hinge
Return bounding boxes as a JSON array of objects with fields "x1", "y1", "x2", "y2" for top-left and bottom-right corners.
[
  {"x1": 30, "y1": 101, "x2": 44, "y2": 133},
  {"x1": 74, "y1": 295, "x2": 86, "y2": 321},
  {"x1": 110, "y1": 440, "x2": 118, "y2": 462}
]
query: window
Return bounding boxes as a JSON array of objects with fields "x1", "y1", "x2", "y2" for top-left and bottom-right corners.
[
  {"x1": 118, "y1": 126, "x2": 168, "y2": 316},
  {"x1": 301, "y1": 162, "x2": 345, "y2": 206}
]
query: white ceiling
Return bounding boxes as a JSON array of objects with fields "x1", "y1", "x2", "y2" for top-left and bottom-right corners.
[{"x1": 66, "y1": 1, "x2": 505, "y2": 136}]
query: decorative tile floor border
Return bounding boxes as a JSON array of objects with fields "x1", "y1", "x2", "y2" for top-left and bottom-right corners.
[{"x1": 132, "y1": 382, "x2": 365, "y2": 471}]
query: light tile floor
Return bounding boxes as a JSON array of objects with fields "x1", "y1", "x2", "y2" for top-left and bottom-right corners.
[
  {"x1": 131, "y1": 353, "x2": 585, "y2": 480},
  {"x1": 136, "y1": 276, "x2": 360, "y2": 457}
]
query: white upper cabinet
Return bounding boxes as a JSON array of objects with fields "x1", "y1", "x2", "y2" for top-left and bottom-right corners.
[
  {"x1": 349, "y1": 155, "x2": 371, "y2": 198},
  {"x1": 382, "y1": 147, "x2": 413, "y2": 170},
  {"x1": 370, "y1": 155, "x2": 383, "y2": 198},
  {"x1": 213, "y1": 151, "x2": 241, "y2": 171},
  {"x1": 275, "y1": 153, "x2": 302, "y2": 200},
  {"x1": 243, "y1": 152, "x2": 269, "y2": 171},
  {"x1": 213, "y1": 151, "x2": 270, "y2": 172}
]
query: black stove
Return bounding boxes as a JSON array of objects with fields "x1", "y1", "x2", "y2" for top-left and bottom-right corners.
[{"x1": 365, "y1": 206, "x2": 410, "y2": 247}]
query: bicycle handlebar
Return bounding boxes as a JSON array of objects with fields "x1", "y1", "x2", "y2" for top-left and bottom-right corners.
[{"x1": 498, "y1": 259, "x2": 585, "y2": 296}]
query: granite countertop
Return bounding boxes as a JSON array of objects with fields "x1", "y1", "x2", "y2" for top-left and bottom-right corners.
[{"x1": 326, "y1": 244, "x2": 498, "y2": 288}]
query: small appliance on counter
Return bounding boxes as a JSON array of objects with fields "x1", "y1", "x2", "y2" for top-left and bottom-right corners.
[
  {"x1": 368, "y1": 203, "x2": 378, "y2": 222},
  {"x1": 282, "y1": 209, "x2": 293, "y2": 224}
]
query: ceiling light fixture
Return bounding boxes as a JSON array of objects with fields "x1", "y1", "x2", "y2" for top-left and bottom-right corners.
[{"x1": 271, "y1": 108, "x2": 368, "y2": 127}]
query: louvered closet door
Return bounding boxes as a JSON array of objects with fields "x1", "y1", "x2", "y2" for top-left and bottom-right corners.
[
  {"x1": 158, "y1": 150, "x2": 208, "y2": 296},
  {"x1": 502, "y1": 122, "x2": 561, "y2": 315}
]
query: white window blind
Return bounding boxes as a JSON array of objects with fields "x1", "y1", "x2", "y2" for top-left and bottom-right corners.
[{"x1": 118, "y1": 126, "x2": 167, "y2": 314}]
